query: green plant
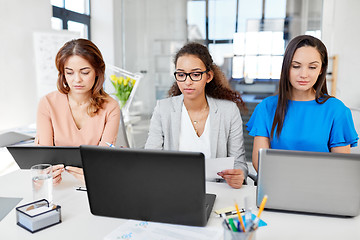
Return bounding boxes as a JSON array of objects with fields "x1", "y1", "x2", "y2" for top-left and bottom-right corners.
[{"x1": 110, "y1": 75, "x2": 136, "y2": 109}]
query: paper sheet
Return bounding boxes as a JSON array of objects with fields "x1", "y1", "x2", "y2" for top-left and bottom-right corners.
[
  {"x1": 0, "y1": 197, "x2": 22, "y2": 221},
  {"x1": 104, "y1": 220, "x2": 222, "y2": 240},
  {"x1": 205, "y1": 157, "x2": 234, "y2": 181}
]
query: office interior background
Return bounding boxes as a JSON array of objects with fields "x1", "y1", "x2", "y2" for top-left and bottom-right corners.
[{"x1": 0, "y1": 0, "x2": 359, "y2": 160}]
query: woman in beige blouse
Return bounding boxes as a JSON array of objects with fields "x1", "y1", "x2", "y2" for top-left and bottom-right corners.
[{"x1": 35, "y1": 39, "x2": 120, "y2": 184}]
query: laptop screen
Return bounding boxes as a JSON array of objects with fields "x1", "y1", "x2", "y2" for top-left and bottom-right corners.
[
  {"x1": 80, "y1": 145, "x2": 216, "y2": 226},
  {"x1": 7, "y1": 146, "x2": 81, "y2": 169},
  {"x1": 257, "y1": 149, "x2": 360, "y2": 217}
]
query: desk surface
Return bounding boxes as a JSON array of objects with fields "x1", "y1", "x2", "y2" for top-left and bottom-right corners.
[{"x1": 1, "y1": 170, "x2": 360, "y2": 239}]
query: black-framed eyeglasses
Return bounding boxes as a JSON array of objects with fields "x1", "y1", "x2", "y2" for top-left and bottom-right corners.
[{"x1": 174, "y1": 70, "x2": 209, "y2": 82}]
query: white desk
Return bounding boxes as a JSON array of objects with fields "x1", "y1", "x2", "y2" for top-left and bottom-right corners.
[{"x1": 1, "y1": 170, "x2": 360, "y2": 239}]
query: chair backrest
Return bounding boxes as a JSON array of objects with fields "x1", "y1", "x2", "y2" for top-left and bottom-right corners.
[
  {"x1": 350, "y1": 107, "x2": 360, "y2": 153},
  {"x1": 115, "y1": 110, "x2": 130, "y2": 148}
]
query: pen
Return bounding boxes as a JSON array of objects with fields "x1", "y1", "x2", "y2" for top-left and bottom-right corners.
[
  {"x1": 75, "y1": 186, "x2": 87, "y2": 191},
  {"x1": 256, "y1": 195, "x2": 268, "y2": 219},
  {"x1": 26, "y1": 201, "x2": 48, "y2": 211},
  {"x1": 222, "y1": 214, "x2": 238, "y2": 239},
  {"x1": 246, "y1": 195, "x2": 268, "y2": 232},
  {"x1": 216, "y1": 208, "x2": 245, "y2": 217},
  {"x1": 106, "y1": 142, "x2": 115, "y2": 148},
  {"x1": 228, "y1": 218, "x2": 238, "y2": 232},
  {"x1": 220, "y1": 213, "x2": 231, "y2": 230},
  {"x1": 235, "y1": 202, "x2": 246, "y2": 232},
  {"x1": 244, "y1": 197, "x2": 252, "y2": 229}
]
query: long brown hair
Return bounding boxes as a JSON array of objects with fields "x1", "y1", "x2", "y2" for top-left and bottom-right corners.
[
  {"x1": 271, "y1": 35, "x2": 331, "y2": 138},
  {"x1": 56, "y1": 38, "x2": 108, "y2": 116},
  {"x1": 168, "y1": 42, "x2": 246, "y2": 111}
]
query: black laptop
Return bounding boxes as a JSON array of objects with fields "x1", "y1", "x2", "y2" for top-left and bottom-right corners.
[
  {"x1": 79, "y1": 145, "x2": 216, "y2": 226},
  {"x1": 7, "y1": 146, "x2": 81, "y2": 169}
]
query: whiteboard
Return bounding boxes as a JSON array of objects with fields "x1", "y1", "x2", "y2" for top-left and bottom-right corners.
[{"x1": 33, "y1": 30, "x2": 80, "y2": 101}]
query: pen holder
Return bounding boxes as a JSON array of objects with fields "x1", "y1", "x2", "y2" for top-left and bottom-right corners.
[
  {"x1": 223, "y1": 221, "x2": 256, "y2": 240},
  {"x1": 16, "y1": 199, "x2": 61, "y2": 233}
]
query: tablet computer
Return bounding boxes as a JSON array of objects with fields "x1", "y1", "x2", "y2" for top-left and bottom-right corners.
[{"x1": 7, "y1": 146, "x2": 81, "y2": 169}]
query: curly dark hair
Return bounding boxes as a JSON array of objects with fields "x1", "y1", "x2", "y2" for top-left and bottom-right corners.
[{"x1": 168, "y1": 42, "x2": 246, "y2": 111}]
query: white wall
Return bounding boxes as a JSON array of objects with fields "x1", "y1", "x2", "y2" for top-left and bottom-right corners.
[
  {"x1": 111, "y1": 0, "x2": 188, "y2": 114},
  {"x1": 322, "y1": 0, "x2": 360, "y2": 109},
  {"x1": 0, "y1": 0, "x2": 52, "y2": 131},
  {"x1": 90, "y1": 0, "x2": 117, "y2": 94},
  {"x1": 90, "y1": 0, "x2": 115, "y2": 66},
  {"x1": 322, "y1": 0, "x2": 360, "y2": 151}
]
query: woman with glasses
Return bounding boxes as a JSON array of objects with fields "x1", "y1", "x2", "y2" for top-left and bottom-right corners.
[{"x1": 145, "y1": 42, "x2": 248, "y2": 189}]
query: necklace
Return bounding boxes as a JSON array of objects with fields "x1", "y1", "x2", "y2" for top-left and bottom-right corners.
[{"x1": 191, "y1": 104, "x2": 209, "y2": 136}]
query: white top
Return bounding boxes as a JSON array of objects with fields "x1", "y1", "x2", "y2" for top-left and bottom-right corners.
[{"x1": 179, "y1": 104, "x2": 211, "y2": 159}]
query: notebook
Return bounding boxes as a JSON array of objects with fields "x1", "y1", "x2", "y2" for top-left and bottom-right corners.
[
  {"x1": 257, "y1": 148, "x2": 360, "y2": 217},
  {"x1": 7, "y1": 146, "x2": 81, "y2": 169},
  {"x1": 79, "y1": 145, "x2": 216, "y2": 226},
  {"x1": 0, "y1": 131, "x2": 34, "y2": 147}
]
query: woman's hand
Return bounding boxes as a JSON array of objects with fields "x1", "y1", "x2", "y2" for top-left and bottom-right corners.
[
  {"x1": 52, "y1": 164, "x2": 65, "y2": 186},
  {"x1": 217, "y1": 169, "x2": 245, "y2": 189},
  {"x1": 65, "y1": 166, "x2": 85, "y2": 184}
]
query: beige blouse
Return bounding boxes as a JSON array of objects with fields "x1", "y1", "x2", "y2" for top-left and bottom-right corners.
[{"x1": 35, "y1": 91, "x2": 120, "y2": 147}]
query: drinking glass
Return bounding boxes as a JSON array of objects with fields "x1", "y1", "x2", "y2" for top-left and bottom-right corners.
[{"x1": 31, "y1": 164, "x2": 53, "y2": 205}]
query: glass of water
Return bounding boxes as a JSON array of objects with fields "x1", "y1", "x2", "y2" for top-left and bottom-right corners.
[{"x1": 31, "y1": 164, "x2": 53, "y2": 205}]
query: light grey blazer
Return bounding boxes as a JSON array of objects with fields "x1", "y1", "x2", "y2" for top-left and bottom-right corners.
[{"x1": 145, "y1": 95, "x2": 248, "y2": 178}]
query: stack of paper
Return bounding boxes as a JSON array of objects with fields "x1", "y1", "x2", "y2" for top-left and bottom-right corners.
[{"x1": 104, "y1": 220, "x2": 222, "y2": 240}]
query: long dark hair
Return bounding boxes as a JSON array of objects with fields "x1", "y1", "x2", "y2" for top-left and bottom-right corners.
[
  {"x1": 271, "y1": 35, "x2": 331, "y2": 139},
  {"x1": 168, "y1": 42, "x2": 246, "y2": 111},
  {"x1": 56, "y1": 38, "x2": 108, "y2": 116}
]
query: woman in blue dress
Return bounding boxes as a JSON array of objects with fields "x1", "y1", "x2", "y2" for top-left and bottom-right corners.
[{"x1": 247, "y1": 35, "x2": 358, "y2": 171}]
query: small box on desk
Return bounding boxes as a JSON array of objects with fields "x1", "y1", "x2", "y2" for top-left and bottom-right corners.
[{"x1": 16, "y1": 199, "x2": 61, "y2": 233}]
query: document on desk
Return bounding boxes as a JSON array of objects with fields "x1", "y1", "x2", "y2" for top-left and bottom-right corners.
[
  {"x1": 104, "y1": 220, "x2": 222, "y2": 240},
  {"x1": 0, "y1": 197, "x2": 22, "y2": 221},
  {"x1": 205, "y1": 157, "x2": 234, "y2": 181}
]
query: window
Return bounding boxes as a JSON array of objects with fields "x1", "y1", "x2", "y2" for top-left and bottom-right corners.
[
  {"x1": 234, "y1": 20, "x2": 285, "y2": 79},
  {"x1": 51, "y1": 0, "x2": 90, "y2": 39},
  {"x1": 187, "y1": 0, "x2": 287, "y2": 80}
]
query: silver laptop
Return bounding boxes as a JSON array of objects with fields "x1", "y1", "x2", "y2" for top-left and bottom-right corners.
[
  {"x1": 0, "y1": 131, "x2": 34, "y2": 147},
  {"x1": 257, "y1": 149, "x2": 360, "y2": 217}
]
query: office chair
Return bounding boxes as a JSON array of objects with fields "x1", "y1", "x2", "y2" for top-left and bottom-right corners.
[
  {"x1": 350, "y1": 107, "x2": 360, "y2": 154},
  {"x1": 248, "y1": 173, "x2": 258, "y2": 186},
  {"x1": 115, "y1": 110, "x2": 130, "y2": 148}
]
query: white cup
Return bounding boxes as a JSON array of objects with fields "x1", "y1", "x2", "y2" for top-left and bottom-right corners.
[{"x1": 31, "y1": 164, "x2": 53, "y2": 205}]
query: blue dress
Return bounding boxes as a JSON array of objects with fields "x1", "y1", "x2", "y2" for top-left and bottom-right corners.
[{"x1": 246, "y1": 95, "x2": 358, "y2": 151}]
